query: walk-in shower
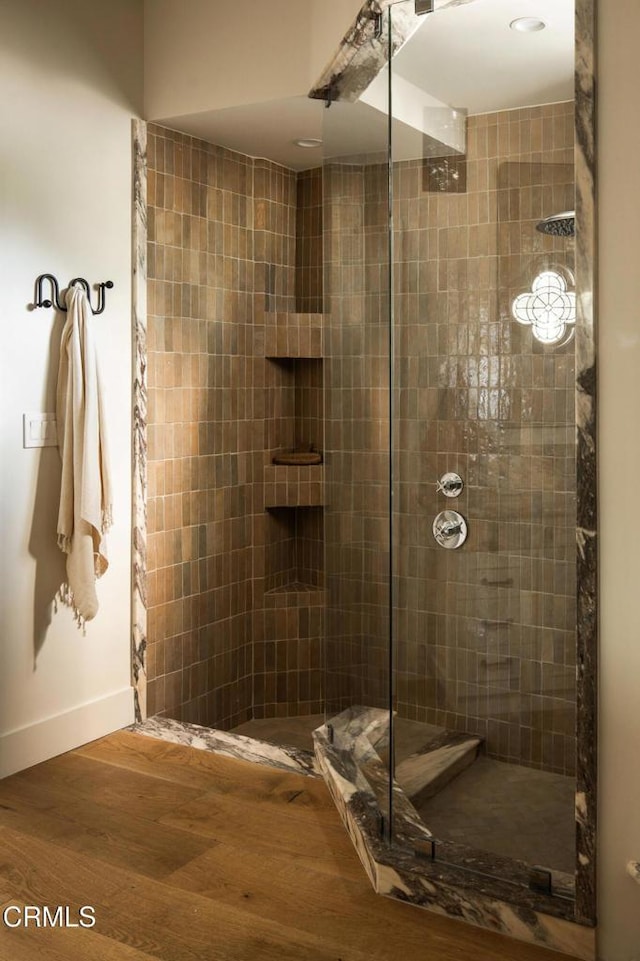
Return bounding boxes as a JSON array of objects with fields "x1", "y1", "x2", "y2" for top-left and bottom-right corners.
[{"x1": 134, "y1": 0, "x2": 596, "y2": 953}]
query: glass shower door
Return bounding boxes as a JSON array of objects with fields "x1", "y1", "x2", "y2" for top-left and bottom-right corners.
[
  {"x1": 321, "y1": 42, "x2": 395, "y2": 834},
  {"x1": 388, "y1": 0, "x2": 577, "y2": 893}
]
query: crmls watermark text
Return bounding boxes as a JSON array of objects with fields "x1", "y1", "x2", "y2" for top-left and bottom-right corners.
[{"x1": 2, "y1": 905, "x2": 96, "y2": 928}]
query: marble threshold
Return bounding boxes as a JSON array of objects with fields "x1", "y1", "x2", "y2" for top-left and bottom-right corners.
[{"x1": 131, "y1": 716, "x2": 318, "y2": 778}]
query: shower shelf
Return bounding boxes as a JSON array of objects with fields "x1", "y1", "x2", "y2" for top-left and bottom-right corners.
[
  {"x1": 264, "y1": 464, "x2": 324, "y2": 508},
  {"x1": 263, "y1": 311, "x2": 325, "y2": 358},
  {"x1": 264, "y1": 583, "x2": 326, "y2": 607}
]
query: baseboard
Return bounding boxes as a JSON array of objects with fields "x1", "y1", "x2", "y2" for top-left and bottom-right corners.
[{"x1": 0, "y1": 687, "x2": 135, "y2": 779}]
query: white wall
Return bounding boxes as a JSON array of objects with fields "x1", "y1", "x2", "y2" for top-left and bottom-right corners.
[
  {"x1": 597, "y1": 2, "x2": 640, "y2": 958},
  {"x1": 308, "y1": 0, "x2": 369, "y2": 83},
  {"x1": 144, "y1": 0, "x2": 363, "y2": 120},
  {"x1": 0, "y1": 0, "x2": 144, "y2": 777}
]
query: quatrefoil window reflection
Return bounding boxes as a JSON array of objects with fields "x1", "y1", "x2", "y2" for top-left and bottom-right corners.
[{"x1": 511, "y1": 269, "x2": 576, "y2": 346}]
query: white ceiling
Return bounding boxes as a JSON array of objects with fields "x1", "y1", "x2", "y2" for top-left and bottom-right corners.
[
  {"x1": 161, "y1": 97, "x2": 326, "y2": 171},
  {"x1": 159, "y1": 0, "x2": 574, "y2": 169},
  {"x1": 393, "y1": 0, "x2": 574, "y2": 115},
  {"x1": 162, "y1": 93, "x2": 464, "y2": 171}
]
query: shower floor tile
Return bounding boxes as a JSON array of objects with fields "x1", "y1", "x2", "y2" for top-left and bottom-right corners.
[
  {"x1": 231, "y1": 714, "x2": 325, "y2": 753},
  {"x1": 414, "y1": 755, "x2": 576, "y2": 874},
  {"x1": 230, "y1": 714, "x2": 443, "y2": 758},
  {"x1": 232, "y1": 713, "x2": 574, "y2": 874}
]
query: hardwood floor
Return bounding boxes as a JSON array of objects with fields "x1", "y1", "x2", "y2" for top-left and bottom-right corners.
[{"x1": 0, "y1": 731, "x2": 576, "y2": 961}]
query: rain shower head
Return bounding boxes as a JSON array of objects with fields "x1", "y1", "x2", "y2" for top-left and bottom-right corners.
[{"x1": 536, "y1": 211, "x2": 575, "y2": 237}]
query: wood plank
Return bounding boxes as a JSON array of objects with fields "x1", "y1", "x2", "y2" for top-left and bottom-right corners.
[
  {"x1": 0, "y1": 734, "x2": 580, "y2": 961},
  {"x1": 157, "y1": 788, "x2": 363, "y2": 880},
  {"x1": 0, "y1": 920, "x2": 159, "y2": 961},
  {"x1": 165, "y1": 840, "x2": 471, "y2": 961},
  {"x1": 4, "y1": 753, "x2": 204, "y2": 822},
  {"x1": 75, "y1": 730, "x2": 260, "y2": 789},
  {"x1": 1, "y1": 738, "x2": 361, "y2": 884},
  {"x1": 76, "y1": 732, "x2": 332, "y2": 809},
  {"x1": 0, "y1": 777, "x2": 214, "y2": 881},
  {"x1": 0, "y1": 827, "x2": 369, "y2": 961},
  {"x1": 0, "y1": 880, "x2": 15, "y2": 910},
  {"x1": 106, "y1": 870, "x2": 344, "y2": 961},
  {"x1": 0, "y1": 826, "x2": 122, "y2": 912},
  {"x1": 166, "y1": 837, "x2": 371, "y2": 906},
  {"x1": 164, "y1": 832, "x2": 576, "y2": 961},
  {"x1": 7, "y1": 748, "x2": 342, "y2": 844}
]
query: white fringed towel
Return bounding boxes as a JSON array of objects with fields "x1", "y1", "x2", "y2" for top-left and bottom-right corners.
[{"x1": 56, "y1": 283, "x2": 113, "y2": 622}]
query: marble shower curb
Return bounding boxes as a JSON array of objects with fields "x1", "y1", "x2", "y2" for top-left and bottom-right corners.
[
  {"x1": 131, "y1": 716, "x2": 318, "y2": 778},
  {"x1": 314, "y1": 717, "x2": 595, "y2": 960}
]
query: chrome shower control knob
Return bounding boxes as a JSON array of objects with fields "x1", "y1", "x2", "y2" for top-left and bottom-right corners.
[
  {"x1": 436, "y1": 472, "x2": 463, "y2": 497},
  {"x1": 433, "y1": 510, "x2": 468, "y2": 549}
]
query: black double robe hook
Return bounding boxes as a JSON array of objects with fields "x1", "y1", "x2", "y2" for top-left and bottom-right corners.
[{"x1": 34, "y1": 273, "x2": 114, "y2": 315}]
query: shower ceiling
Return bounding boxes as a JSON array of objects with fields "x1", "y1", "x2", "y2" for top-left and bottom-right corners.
[
  {"x1": 393, "y1": 0, "x2": 574, "y2": 115},
  {"x1": 155, "y1": 0, "x2": 574, "y2": 167}
]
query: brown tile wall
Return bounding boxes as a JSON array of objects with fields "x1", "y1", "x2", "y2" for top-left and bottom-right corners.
[
  {"x1": 324, "y1": 160, "x2": 392, "y2": 717},
  {"x1": 324, "y1": 103, "x2": 577, "y2": 774},
  {"x1": 264, "y1": 312, "x2": 323, "y2": 358},
  {"x1": 263, "y1": 465, "x2": 324, "y2": 508},
  {"x1": 296, "y1": 167, "x2": 324, "y2": 313},
  {"x1": 146, "y1": 100, "x2": 576, "y2": 763},
  {"x1": 146, "y1": 125, "x2": 256, "y2": 729},
  {"x1": 147, "y1": 122, "x2": 323, "y2": 726},
  {"x1": 294, "y1": 358, "x2": 324, "y2": 454}
]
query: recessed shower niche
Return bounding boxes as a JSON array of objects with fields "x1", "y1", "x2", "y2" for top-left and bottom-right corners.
[
  {"x1": 261, "y1": 343, "x2": 326, "y2": 717},
  {"x1": 263, "y1": 334, "x2": 325, "y2": 511},
  {"x1": 260, "y1": 296, "x2": 327, "y2": 718}
]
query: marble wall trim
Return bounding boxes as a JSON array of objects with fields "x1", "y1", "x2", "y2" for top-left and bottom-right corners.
[
  {"x1": 309, "y1": 0, "x2": 476, "y2": 104},
  {"x1": 574, "y1": 0, "x2": 597, "y2": 927},
  {"x1": 131, "y1": 119, "x2": 148, "y2": 723},
  {"x1": 132, "y1": 717, "x2": 318, "y2": 778}
]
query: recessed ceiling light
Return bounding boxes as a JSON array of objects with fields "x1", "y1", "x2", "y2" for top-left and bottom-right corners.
[
  {"x1": 293, "y1": 138, "x2": 323, "y2": 148},
  {"x1": 509, "y1": 17, "x2": 546, "y2": 32}
]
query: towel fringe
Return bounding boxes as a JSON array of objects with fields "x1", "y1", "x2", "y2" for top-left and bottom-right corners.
[
  {"x1": 56, "y1": 583, "x2": 88, "y2": 634},
  {"x1": 102, "y1": 505, "x2": 113, "y2": 533},
  {"x1": 57, "y1": 533, "x2": 72, "y2": 554}
]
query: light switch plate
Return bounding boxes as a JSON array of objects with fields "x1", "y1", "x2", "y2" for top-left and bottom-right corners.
[{"x1": 23, "y1": 412, "x2": 58, "y2": 448}]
